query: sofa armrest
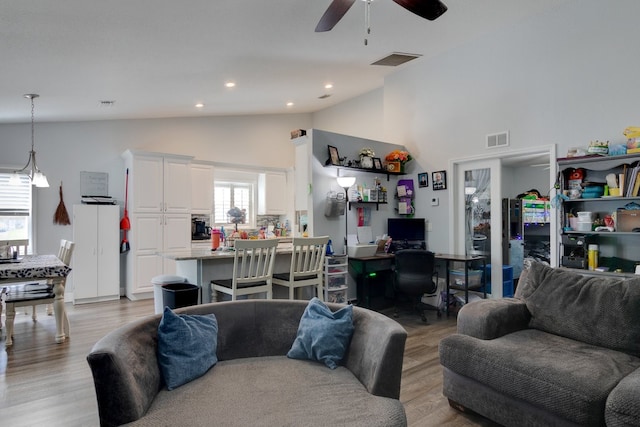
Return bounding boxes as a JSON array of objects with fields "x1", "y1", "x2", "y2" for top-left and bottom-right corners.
[
  {"x1": 606, "y1": 367, "x2": 640, "y2": 426},
  {"x1": 87, "y1": 316, "x2": 162, "y2": 427},
  {"x1": 344, "y1": 306, "x2": 408, "y2": 399},
  {"x1": 457, "y1": 298, "x2": 531, "y2": 340}
]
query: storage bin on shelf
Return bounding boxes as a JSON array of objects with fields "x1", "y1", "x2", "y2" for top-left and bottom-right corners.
[{"x1": 448, "y1": 268, "x2": 483, "y2": 289}]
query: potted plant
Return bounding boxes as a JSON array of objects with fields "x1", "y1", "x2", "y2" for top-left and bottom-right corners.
[{"x1": 385, "y1": 150, "x2": 413, "y2": 172}]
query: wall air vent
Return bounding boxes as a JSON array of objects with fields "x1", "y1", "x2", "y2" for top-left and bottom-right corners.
[
  {"x1": 486, "y1": 131, "x2": 509, "y2": 149},
  {"x1": 371, "y1": 52, "x2": 422, "y2": 67}
]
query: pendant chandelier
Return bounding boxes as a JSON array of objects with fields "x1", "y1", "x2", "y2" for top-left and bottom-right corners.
[{"x1": 10, "y1": 94, "x2": 49, "y2": 188}]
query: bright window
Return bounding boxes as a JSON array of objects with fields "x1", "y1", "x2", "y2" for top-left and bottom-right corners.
[
  {"x1": 0, "y1": 172, "x2": 32, "y2": 245},
  {"x1": 213, "y1": 181, "x2": 255, "y2": 227}
]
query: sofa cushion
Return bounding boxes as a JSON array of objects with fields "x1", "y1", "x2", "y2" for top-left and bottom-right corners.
[
  {"x1": 440, "y1": 329, "x2": 640, "y2": 426},
  {"x1": 287, "y1": 297, "x2": 354, "y2": 369},
  {"x1": 522, "y1": 262, "x2": 640, "y2": 356},
  {"x1": 606, "y1": 367, "x2": 640, "y2": 426},
  {"x1": 128, "y1": 356, "x2": 406, "y2": 427},
  {"x1": 157, "y1": 307, "x2": 219, "y2": 390}
]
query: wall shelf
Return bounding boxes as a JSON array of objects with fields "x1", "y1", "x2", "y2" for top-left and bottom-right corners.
[
  {"x1": 348, "y1": 201, "x2": 387, "y2": 211},
  {"x1": 324, "y1": 164, "x2": 406, "y2": 181}
]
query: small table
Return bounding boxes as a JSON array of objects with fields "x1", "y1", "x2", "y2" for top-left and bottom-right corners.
[
  {"x1": 0, "y1": 254, "x2": 72, "y2": 346},
  {"x1": 435, "y1": 253, "x2": 486, "y2": 316}
]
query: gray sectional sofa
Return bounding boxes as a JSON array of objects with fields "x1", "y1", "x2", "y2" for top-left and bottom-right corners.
[
  {"x1": 439, "y1": 261, "x2": 640, "y2": 426},
  {"x1": 87, "y1": 299, "x2": 408, "y2": 426}
]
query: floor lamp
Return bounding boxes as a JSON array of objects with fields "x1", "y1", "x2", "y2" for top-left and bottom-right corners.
[{"x1": 336, "y1": 176, "x2": 356, "y2": 255}]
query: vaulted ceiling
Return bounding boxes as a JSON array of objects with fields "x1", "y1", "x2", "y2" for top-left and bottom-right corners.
[{"x1": 1, "y1": 0, "x2": 569, "y2": 123}]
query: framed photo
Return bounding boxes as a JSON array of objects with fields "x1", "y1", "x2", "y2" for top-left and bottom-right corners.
[
  {"x1": 418, "y1": 172, "x2": 428, "y2": 188},
  {"x1": 432, "y1": 170, "x2": 447, "y2": 190},
  {"x1": 327, "y1": 145, "x2": 341, "y2": 166},
  {"x1": 373, "y1": 157, "x2": 383, "y2": 170}
]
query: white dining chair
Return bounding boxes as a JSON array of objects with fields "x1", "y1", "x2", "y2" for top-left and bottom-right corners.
[
  {"x1": 211, "y1": 239, "x2": 278, "y2": 301},
  {"x1": 272, "y1": 236, "x2": 329, "y2": 301}
]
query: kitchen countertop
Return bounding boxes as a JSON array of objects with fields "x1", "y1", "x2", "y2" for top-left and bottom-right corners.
[{"x1": 160, "y1": 242, "x2": 294, "y2": 261}]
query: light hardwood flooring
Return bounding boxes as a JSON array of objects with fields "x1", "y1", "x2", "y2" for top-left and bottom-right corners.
[{"x1": 0, "y1": 299, "x2": 498, "y2": 427}]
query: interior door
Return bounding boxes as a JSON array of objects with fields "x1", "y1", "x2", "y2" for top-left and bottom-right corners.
[{"x1": 454, "y1": 158, "x2": 503, "y2": 297}]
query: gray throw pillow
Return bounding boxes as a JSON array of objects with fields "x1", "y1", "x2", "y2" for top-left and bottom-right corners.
[
  {"x1": 157, "y1": 307, "x2": 219, "y2": 390},
  {"x1": 287, "y1": 297, "x2": 354, "y2": 369}
]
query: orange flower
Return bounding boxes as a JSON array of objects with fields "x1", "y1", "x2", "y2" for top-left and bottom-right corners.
[{"x1": 385, "y1": 150, "x2": 413, "y2": 164}]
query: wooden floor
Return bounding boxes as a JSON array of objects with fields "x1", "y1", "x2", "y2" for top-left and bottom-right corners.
[{"x1": 0, "y1": 298, "x2": 498, "y2": 427}]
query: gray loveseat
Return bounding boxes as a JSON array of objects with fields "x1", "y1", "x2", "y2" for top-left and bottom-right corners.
[
  {"x1": 87, "y1": 299, "x2": 408, "y2": 427},
  {"x1": 439, "y1": 261, "x2": 640, "y2": 427}
]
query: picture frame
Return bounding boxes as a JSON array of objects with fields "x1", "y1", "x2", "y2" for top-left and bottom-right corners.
[
  {"x1": 327, "y1": 145, "x2": 341, "y2": 166},
  {"x1": 432, "y1": 170, "x2": 447, "y2": 190},
  {"x1": 373, "y1": 157, "x2": 383, "y2": 170},
  {"x1": 418, "y1": 172, "x2": 428, "y2": 188}
]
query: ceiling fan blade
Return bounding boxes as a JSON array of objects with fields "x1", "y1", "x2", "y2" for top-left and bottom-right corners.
[
  {"x1": 315, "y1": 0, "x2": 357, "y2": 32},
  {"x1": 393, "y1": 0, "x2": 448, "y2": 21}
]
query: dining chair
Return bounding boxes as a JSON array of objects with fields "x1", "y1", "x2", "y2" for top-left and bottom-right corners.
[
  {"x1": 4, "y1": 240, "x2": 74, "y2": 346},
  {"x1": 211, "y1": 239, "x2": 278, "y2": 301},
  {"x1": 272, "y1": 236, "x2": 329, "y2": 301}
]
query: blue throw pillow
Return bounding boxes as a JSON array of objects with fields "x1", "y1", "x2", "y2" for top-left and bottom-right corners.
[
  {"x1": 287, "y1": 297, "x2": 354, "y2": 369},
  {"x1": 157, "y1": 307, "x2": 219, "y2": 390}
]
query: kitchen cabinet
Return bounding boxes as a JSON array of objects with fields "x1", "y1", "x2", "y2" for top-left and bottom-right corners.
[
  {"x1": 557, "y1": 153, "x2": 640, "y2": 277},
  {"x1": 258, "y1": 172, "x2": 287, "y2": 215},
  {"x1": 72, "y1": 204, "x2": 120, "y2": 304},
  {"x1": 122, "y1": 150, "x2": 194, "y2": 300},
  {"x1": 191, "y1": 162, "x2": 214, "y2": 214}
]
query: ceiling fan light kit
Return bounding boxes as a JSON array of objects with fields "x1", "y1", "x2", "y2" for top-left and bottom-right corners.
[{"x1": 315, "y1": 0, "x2": 447, "y2": 43}]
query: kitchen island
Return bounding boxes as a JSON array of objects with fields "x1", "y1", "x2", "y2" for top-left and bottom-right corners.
[{"x1": 159, "y1": 242, "x2": 294, "y2": 303}]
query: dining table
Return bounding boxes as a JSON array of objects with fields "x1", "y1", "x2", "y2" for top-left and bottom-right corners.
[{"x1": 0, "y1": 254, "x2": 72, "y2": 345}]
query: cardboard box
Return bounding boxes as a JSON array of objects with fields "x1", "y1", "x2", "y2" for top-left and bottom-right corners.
[{"x1": 617, "y1": 209, "x2": 640, "y2": 232}]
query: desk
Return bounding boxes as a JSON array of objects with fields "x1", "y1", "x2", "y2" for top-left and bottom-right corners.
[
  {"x1": 0, "y1": 254, "x2": 72, "y2": 345},
  {"x1": 435, "y1": 253, "x2": 486, "y2": 316},
  {"x1": 348, "y1": 254, "x2": 395, "y2": 309}
]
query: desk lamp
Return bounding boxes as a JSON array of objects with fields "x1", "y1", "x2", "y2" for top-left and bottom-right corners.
[{"x1": 336, "y1": 176, "x2": 356, "y2": 254}]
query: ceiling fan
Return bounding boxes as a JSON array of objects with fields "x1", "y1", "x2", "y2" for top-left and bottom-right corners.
[{"x1": 315, "y1": 0, "x2": 448, "y2": 33}]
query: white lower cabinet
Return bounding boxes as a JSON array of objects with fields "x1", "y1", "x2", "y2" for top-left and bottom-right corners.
[
  {"x1": 72, "y1": 205, "x2": 120, "y2": 304},
  {"x1": 126, "y1": 213, "x2": 191, "y2": 299}
]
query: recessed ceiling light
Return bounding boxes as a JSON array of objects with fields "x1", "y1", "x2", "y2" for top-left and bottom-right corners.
[
  {"x1": 286, "y1": 102, "x2": 294, "y2": 107},
  {"x1": 225, "y1": 82, "x2": 236, "y2": 88},
  {"x1": 195, "y1": 103, "x2": 205, "y2": 108},
  {"x1": 324, "y1": 83, "x2": 333, "y2": 89}
]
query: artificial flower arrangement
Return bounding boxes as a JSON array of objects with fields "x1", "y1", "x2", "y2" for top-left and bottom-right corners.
[
  {"x1": 359, "y1": 147, "x2": 375, "y2": 157},
  {"x1": 385, "y1": 150, "x2": 413, "y2": 164}
]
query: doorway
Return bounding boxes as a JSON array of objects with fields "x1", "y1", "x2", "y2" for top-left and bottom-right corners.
[{"x1": 450, "y1": 145, "x2": 557, "y2": 298}]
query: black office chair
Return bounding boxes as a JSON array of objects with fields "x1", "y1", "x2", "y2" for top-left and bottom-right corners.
[{"x1": 392, "y1": 249, "x2": 441, "y2": 322}]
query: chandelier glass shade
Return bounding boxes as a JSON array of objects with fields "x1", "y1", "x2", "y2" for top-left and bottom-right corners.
[{"x1": 10, "y1": 94, "x2": 49, "y2": 188}]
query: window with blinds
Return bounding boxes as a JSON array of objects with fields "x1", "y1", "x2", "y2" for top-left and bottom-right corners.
[
  {"x1": 213, "y1": 181, "x2": 253, "y2": 226},
  {"x1": 0, "y1": 173, "x2": 32, "y2": 241}
]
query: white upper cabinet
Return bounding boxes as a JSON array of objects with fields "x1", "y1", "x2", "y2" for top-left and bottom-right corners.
[
  {"x1": 123, "y1": 150, "x2": 192, "y2": 214},
  {"x1": 258, "y1": 172, "x2": 287, "y2": 215},
  {"x1": 190, "y1": 163, "x2": 214, "y2": 214}
]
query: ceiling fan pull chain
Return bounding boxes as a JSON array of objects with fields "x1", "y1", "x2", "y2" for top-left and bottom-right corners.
[{"x1": 364, "y1": 0, "x2": 372, "y2": 45}]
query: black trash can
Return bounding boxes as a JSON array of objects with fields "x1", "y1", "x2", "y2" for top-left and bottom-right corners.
[{"x1": 161, "y1": 283, "x2": 199, "y2": 309}]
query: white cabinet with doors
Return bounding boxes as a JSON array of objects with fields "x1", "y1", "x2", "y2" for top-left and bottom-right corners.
[
  {"x1": 72, "y1": 204, "x2": 120, "y2": 304},
  {"x1": 191, "y1": 162, "x2": 214, "y2": 214},
  {"x1": 258, "y1": 171, "x2": 287, "y2": 215},
  {"x1": 122, "y1": 150, "x2": 193, "y2": 300}
]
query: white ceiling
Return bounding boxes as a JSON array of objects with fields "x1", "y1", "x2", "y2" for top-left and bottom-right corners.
[{"x1": 1, "y1": 0, "x2": 569, "y2": 124}]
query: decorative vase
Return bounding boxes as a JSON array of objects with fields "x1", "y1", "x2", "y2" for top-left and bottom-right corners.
[
  {"x1": 360, "y1": 155, "x2": 374, "y2": 169},
  {"x1": 386, "y1": 161, "x2": 401, "y2": 172}
]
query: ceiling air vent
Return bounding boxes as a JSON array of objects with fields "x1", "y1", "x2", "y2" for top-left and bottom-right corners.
[
  {"x1": 371, "y1": 52, "x2": 422, "y2": 67},
  {"x1": 486, "y1": 131, "x2": 509, "y2": 149}
]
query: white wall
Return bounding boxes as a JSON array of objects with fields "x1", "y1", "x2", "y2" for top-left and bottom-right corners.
[{"x1": 321, "y1": 0, "x2": 640, "y2": 253}]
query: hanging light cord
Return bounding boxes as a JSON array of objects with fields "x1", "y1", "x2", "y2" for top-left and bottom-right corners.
[{"x1": 364, "y1": 0, "x2": 372, "y2": 46}]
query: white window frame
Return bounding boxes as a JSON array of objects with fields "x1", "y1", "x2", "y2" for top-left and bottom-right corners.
[
  {"x1": 0, "y1": 171, "x2": 33, "y2": 252},
  {"x1": 212, "y1": 168, "x2": 258, "y2": 229}
]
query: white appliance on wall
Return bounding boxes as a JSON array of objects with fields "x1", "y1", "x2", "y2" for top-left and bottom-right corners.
[{"x1": 72, "y1": 204, "x2": 120, "y2": 304}]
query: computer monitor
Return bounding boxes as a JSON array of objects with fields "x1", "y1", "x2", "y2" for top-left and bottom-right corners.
[{"x1": 387, "y1": 218, "x2": 426, "y2": 243}]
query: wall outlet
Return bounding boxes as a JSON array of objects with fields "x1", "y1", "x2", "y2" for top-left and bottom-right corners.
[{"x1": 431, "y1": 197, "x2": 439, "y2": 206}]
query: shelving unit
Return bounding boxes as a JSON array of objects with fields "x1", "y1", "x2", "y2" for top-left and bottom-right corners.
[
  {"x1": 324, "y1": 164, "x2": 405, "y2": 181},
  {"x1": 324, "y1": 255, "x2": 349, "y2": 303},
  {"x1": 557, "y1": 154, "x2": 640, "y2": 277}
]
